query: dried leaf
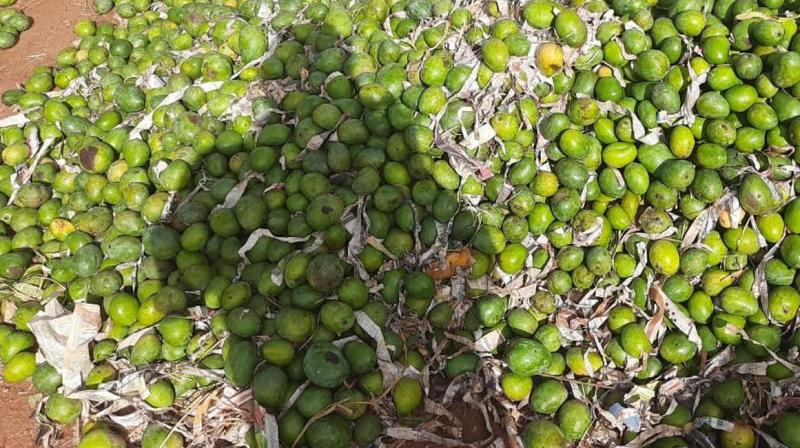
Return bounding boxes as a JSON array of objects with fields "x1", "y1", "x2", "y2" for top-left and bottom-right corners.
[
  {"x1": 355, "y1": 311, "x2": 400, "y2": 386},
  {"x1": 386, "y1": 426, "x2": 473, "y2": 447},
  {"x1": 213, "y1": 171, "x2": 264, "y2": 211}
]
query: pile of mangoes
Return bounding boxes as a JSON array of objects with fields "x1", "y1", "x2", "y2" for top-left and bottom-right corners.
[
  {"x1": 0, "y1": 0, "x2": 800, "y2": 447},
  {"x1": 0, "y1": 0, "x2": 31, "y2": 49}
]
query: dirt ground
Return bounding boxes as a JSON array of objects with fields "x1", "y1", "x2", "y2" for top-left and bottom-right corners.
[
  {"x1": 1, "y1": 382, "x2": 81, "y2": 448},
  {"x1": 0, "y1": 382, "x2": 40, "y2": 447},
  {"x1": 0, "y1": 0, "x2": 110, "y2": 117}
]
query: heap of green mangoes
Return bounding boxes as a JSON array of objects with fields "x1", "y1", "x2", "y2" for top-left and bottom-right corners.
[
  {"x1": 0, "y1": 0, "x2": 31, "y2": 49},
  {"x1": 1, "y1": 0, "x2": 800, "y2": 446}
]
